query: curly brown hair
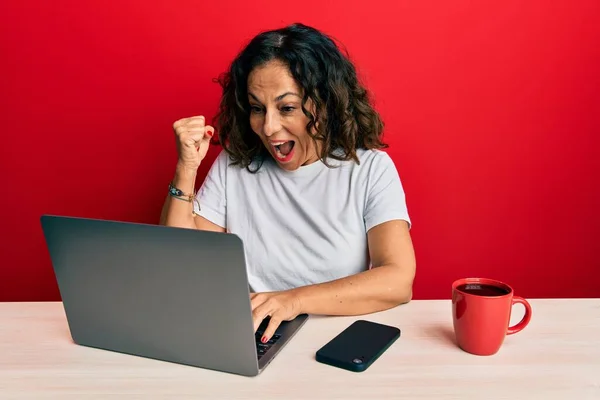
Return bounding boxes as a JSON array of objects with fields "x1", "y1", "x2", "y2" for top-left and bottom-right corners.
[{"x1": 212, "y1": 23, "x2": 387, "y2": 172}]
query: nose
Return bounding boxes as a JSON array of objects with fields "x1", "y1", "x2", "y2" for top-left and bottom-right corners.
[{"x1": 263, "y1": 109, "x2": 281, "y2": 137}]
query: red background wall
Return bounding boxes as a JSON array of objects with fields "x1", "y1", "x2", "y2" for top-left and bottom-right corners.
[{"x1": 1, "y1": 0, "x2": 599, "y2": 302}]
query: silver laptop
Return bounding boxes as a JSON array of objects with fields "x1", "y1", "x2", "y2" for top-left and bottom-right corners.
[{"x1": 40, "y1": 214, "x2": 308, "y2": 377}]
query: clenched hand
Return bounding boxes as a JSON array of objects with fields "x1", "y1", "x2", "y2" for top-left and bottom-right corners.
[{"x1": 172, "y1": 115, "x2": 215, "y2": 172}]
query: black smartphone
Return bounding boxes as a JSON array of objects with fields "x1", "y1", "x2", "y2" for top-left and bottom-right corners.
[{"x1": 315, "y1": 320, "x2": 400, "y2": 372}]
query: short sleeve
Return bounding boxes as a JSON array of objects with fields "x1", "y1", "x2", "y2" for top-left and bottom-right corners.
[
  {"x1": 193, "y1": 150, "x2": 228, "y2": 228},
  {"x1": 363, "y1": 151, "x2": 411, "y2": 231}
]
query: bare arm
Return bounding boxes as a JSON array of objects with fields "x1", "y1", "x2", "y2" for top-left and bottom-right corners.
[
  {"x1": 291, "y1": 219, "x2": 415, "y2": 315},
  {"x1": 253, "y1": 219, "x2": 415, "y2": 340},
  {"x1": 159, "y1": 165, "x2": 225, "y2": 232},
  {"x1": 160, "y1": 115, "x2": 225, "y2": 233}
]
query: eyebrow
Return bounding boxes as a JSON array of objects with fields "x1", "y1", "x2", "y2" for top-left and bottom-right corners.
[{"x1": 248, "y1": 91, "x2": 301, "y2": 103}]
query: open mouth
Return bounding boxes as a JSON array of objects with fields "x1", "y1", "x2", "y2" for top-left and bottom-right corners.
[{"x1": 271, "y1": 140, "x2": 295, "y2": 162}]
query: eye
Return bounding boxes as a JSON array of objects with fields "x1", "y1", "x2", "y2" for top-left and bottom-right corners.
[
  {"x1": 250, "y1": 105, "x2": 263, "y2": 114},
  {"x1": 281, "y1": 106, "x2": 295, "y2": 113}
]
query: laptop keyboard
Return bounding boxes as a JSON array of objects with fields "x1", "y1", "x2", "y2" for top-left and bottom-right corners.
[
  {"x1": 255, "y1": 330, "x2": 281, "y2": 360},
  {"x1": 254, "y1": 318, "x2": 283, "y2": 360}
]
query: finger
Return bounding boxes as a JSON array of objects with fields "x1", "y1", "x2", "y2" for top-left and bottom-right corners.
[
  {"x1": 188, "y1": 115, "x2": 205, "y2": 124},
  {"x1": 184, "y1": 125, "x2": 214, "y2": 136},
  {"x1": 173, "y1": 116, "x2": 204, "y2": 130},
  {"x1": 251, "y1": 294, "x2": 267, "y2": 314},
  {"x1": 185, "y1": 123, "x2": 207, "y2": 130},
  {"x1": 186, "y1": 132, "x2": 205, "y2": 144},
  {"x1": 185, "y1": 127, "x2": 214, "y2": 144},
  {"x1": 260, "y1": 316, "x2": 282, "y2": 343},
  {"x1": 183, "y1": 115, "x2": 205, "y2": 126},
  {"x1": 202, "y1": 125, "x2": 215, "y2": 140},
  {"x1": 173, "y1": 118, "x2": 188, "y2": 129},
  {"x1": 174, "y1": 124, "x2": 204, "y2": 136},
  {"x1": 183, "y1": 125, "x2": 210, "y2": 133},
  {"x1": 252, "y1": 302, "x2": 272, "y2": 333},
  {"x1": 184, "y1": 119, "x2": 207, "y2": 130}
]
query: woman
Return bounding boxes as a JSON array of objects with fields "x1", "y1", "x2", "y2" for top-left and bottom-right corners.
[{"x1": 160, "y1": 23, "x2": 415, "y2": 343}]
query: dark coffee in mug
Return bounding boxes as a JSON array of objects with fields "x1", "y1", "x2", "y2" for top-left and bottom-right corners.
[{"x1": 456, "y1": 283, "x2": 509, "y2": 297}]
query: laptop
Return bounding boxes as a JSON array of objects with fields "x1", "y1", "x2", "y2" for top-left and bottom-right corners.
[{"x1": 40, "y1": 214, "x2": 308, "y2": 377}]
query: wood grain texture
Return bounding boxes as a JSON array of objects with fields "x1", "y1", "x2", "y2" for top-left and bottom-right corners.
[{"x1": 1, "y1": 299, "x2": 598, "y2": 399}]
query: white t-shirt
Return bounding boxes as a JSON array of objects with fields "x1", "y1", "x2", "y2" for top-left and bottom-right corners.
[{"x1": 193, "y1": 147, "x2": 411, "y2": 293}]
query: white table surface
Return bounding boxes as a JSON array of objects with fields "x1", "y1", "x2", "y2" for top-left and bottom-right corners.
[{"x1": 1, "y1": 299, "x2": 599, "y2": 399}]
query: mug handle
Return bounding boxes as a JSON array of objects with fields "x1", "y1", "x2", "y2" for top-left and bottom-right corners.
[{"x1": 507, "y1": 296, "x2": 532, "y2": 335}]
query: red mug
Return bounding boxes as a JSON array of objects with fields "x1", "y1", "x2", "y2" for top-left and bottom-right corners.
[{"x1": 452, "y1": 278, "x2": 532, "y2": 356}]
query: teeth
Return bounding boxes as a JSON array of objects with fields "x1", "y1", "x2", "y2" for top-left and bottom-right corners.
[
  {"x1": 275, "y1": 147, "x2": 285, "y2": 159},
  {"x1": 274, "y1": 146, "x2": 287, "y2": 160},
  {"x1": 271, "y1": 140, "x2": 292, "y2": 160}
]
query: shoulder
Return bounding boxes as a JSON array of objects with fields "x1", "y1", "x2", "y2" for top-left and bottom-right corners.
[
  {"x1": 352, "y1": 148, "x2": 405, "y2": 196},
  {"x1": 351, "y1": 148, "x2": 398, "y2": 175},
  {"x1": 322, "y1": 148, "x2": 399, "y2": 183},
  {"x1": 356, "y1": 147, "x2": 394, "y2": 163}
]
